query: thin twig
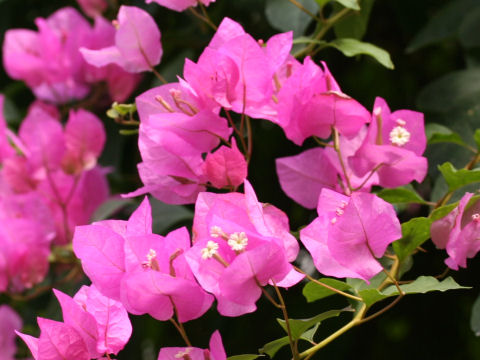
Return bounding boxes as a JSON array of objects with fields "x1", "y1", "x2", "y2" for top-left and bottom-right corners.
[
  {"x1": 294, "y1": 266, "x2": 362, "y2": 302},
  {"x1": 287, "y1": 0, "x2": 321, "y2": 22}
]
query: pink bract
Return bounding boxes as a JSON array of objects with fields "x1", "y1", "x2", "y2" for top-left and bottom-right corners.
[
  {"x1": 76, "y1": 0, "x2": 108, "y2": 17},
  {"x1": 185, "y1": 180, "x2": 302, "y2": 316},
  {"x1": 204, "y1": 139, "x2": 247, "y2": 189},
  {"x1": 183, "y1": 18, "x2": 293, "y2": 120},
  {"x1": 431, "y1": 193, "x2": 480, "y2": 270},
  {"x1": 157, "y1": 330, "x2": 226, "y2": 360},
  {"x1": 300, "y1": 188, "x2": 401, "y2": 282},
  {"x1": 130, "y1": 82, "x2": 232, "y2": 204},
  {"x1": 73, "y1": 197, "x2": 214, "y2": 322},
  {"x1": 146, "y1": 0, "x2": 216, "y2": 12},
  {"x1": 349, "y1": 97, "x2": 427, "y2": 188},
  {"x1": 0, "y1": 305, "x2": 22, "y2": 360},
  {"x1": 81, "y1": 6, "x2": 162, "y2": 73},
  {"x1": 274, "y1": 57, "x2": 370, "y2": 145}
]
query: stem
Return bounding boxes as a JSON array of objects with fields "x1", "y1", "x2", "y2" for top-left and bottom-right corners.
[
  {"x1": 351, "y1": 163, "x2": 383, "y2": 191},
  {"x1": 300, "y1": 304, "x2": 367, "y2": 359},
  {"x1": 313, "y1": 136, "x2": 334, "y2": 147},
  {"x1": 199, "y1": 3, "x2": 217, "y2": 30},
  {"x1": 358, "y1": 295, "x2": 403, "y2": 324},
  {"x1": 273, "y1": 283, "x2": 299, "y2": 360},
  {"x1": 333, "y1": 127, "x2": 353, "y2": 194},
  {"x1": 261, "y1": 286, "x2": 282, "y2": 308},
  {"x1": 294, "y1": 266, "x2": 362, "y2": 302},
  {"x1": 246, "y1": 116, "x2": 253, "y2": 163},
  {"x1": 287, "y1": 0, "x2": 321, "y2": 22},
  {"x1": 105, "y1": 353, "x2": 112, "y2": 360},
  {"x1": 151, "y1": 67, "x2": 168, "y2": 84},
  {"x1": 294, "y1": 8, "x2": 351, "y2": 58},
  {"x1": 189, "y1": 7, "x2": 217, "y2": 31}
]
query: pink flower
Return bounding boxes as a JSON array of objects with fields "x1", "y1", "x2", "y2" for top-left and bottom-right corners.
[
  {"x1": 300, "y1": 188, "x2": 401, "y2": 282},
  {"x1": 146, "y1": 0, "x2": 216, "y2": 12},
  {"x1": 3, "y1": 7, "x2": 92, "y2": 103},
  {"x1": 204, "y1": 139, "x2": 247, "y2": 189},
  {"x1": 1, "y1": 102, "x2": 109, "y2": 244},
  {"x1": 129, "y1": 82, "x2": 232, "y2": 204},
  {"x1": 73, "y1": 197, "x2": 214, "y2": 322},
  {"x1": 0, "y1": 305, "x2": 22, "y2": 360},
  {"x1": 276, "y1": 147, "x2": 338, "y2": 209},
  {"x1": 17, "y1": 318, "x2": 90, "y2": 360},
  {"x1": 158, "y1": 330, "x2": 226, "y2": 360},
  {"x1": 0, "y1": 189, "x2": 55, "y2": 292},
  {"x1": 76, "y1": 0, "x2": 108, "y2": 17},
  {"x1": 185, "y1": 181, "x2": 302, "y2": 316},
  {"x1": 183, "y1": 18, "x2": 293, "y2": 120},
  {"x1": 2, "y1": 7, "x2": 139, "y2": 103},
  {"x1": 17, "y1": 284, "x2": 132, "y2": 359},
  {"x1": 273, "y1": 57, "x2": 370, "y2": 145},
  {"x1": 349, "y1": 97, "x2": 427, "y2": 187},
  {"x1": 431, "y1": 193, "x2": 480, "y2": 270},
  {"x1": 81, "y1": 6, "x2": 162, "y2": 73}
]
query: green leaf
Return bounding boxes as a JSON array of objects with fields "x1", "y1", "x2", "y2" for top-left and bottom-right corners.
[
  {"x1": 407, "y1": 0, "x2": 480, "y2": 52},
  {"x1": 277, "y1": 309, "x2": 347, "y2": 340},
  {"x1": 474, "y1": 129, "x2": 480, "y2": 150},
  {"x1": 426, "y1": 123, "x2": 470, "y2": 150},
  {"x1": 430, "y1": 203, "x2": 458, "y2": 221},
  {"x1": 259, "y1": 337, "x2": 290, "y2": 358},
  {"x1": 119, "y1": 129, "x2": 139, "y2": 136},
  {"x1": 227, "y1": 355, "x2": 262, "y2": 360},
  {"x1": 303, "y1": 278, "x2": 352, "y2": 302},
  {"x1": 91, "y1": 198, "x2": 133, "y2": 222},
  {"x1": 393, "y1": 217, "x2": 432, "y2": 261},
  {"x1": 334, "y1": 0, "x2": 375, "y2": 39},
  {"x1": 359, "y1": 276, "x2": 468, "y2": 307},
  {"x1": 471, "y1": 292, "x2": 480, "y2": 336},
  {"x1": 327, "y1": 38, "x2": 394, "y2": 69},
  {"x1": 376, "y1": 187, "x2": 427, "y2": 205},
  {"x1": 300, "y1": 323, "x2": 320, "y2": 342},
  {"x1": 458, "y1": 7, "x2": 480, "y2": 49},
  {"x1": 385, "y1": 276, "x2": 469, "y2": 295},
  {"x1": 438, "y1": 162, "x2": 480, "y2": 192},
  {"x1": 333, "y1": 0, "x2": 360, "y2": 10},
  {"x1": 265, "y1": 0, "x2": 319, "y2": 36},
  {"x1": 314, "y1": 0, "x2": 330, "y2": 9},
  {"x1": 417, "y1": 69, "x2": 480, "y2": 113}
]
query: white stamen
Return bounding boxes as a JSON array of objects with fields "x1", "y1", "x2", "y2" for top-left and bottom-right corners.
[
  {"x1": 373, "y1": 107, "x2": 382, "y2": 116},
  {"x1": 175, "y1": 348, "x2": 192, "y2": 358},
  {"x1": 331, "y1": 217, "x2": 337, "y2": 224},
  {"x1": 141, "y1": 249, "x2": 157, "y2": 269},
  {"x1": 201, "y1": 241, "x2": 219, "y2": 260},
  {"x1": 340, "y1": 200, "x2": 348, "y2": 208},
  {"x1": 335, "y1": 208, "x2": 344, "y2": 216},
  {"x1": 228, "y1": 232, "x2": 248, "y2": 251},
  {"x1": 472, "y1": 213, "x2": 480, "y2": 222},
  {"x1": 210, "y1": 226, "x2": 226, "y2": 238},
  {"x1": 389, "y1": 126, "x2": 411, "y2": 146},
  {"x1": 396, "y1": 118, "x2": 406, "y2": 126}
]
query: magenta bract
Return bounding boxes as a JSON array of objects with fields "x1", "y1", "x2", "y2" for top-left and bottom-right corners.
[{"x1": 300, "y1": 189, "x2": 401, "y2": 282}]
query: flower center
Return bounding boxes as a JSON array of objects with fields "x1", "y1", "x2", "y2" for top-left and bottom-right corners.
[
  {"x1": 142, "y1": 249, "x2": 160, "y2": 271},
  {"x1": 227, "y1": 232, "x2": 248, "y2": 251},
  {"x1": 175, "y1": 348, "x2": 192, "y2": 359},
  {"x1": 472, "y1": 213, "x2": 480, "y2": 222},
  {"x1": 201, "y1": 241, "x2": 219, "y2": 259},
  {"x1": 389, "y1": 123, "x2": 410, "y2": 146},
  {"x1": 331, "y1": 201, "x2": 348, "y2": 224}
]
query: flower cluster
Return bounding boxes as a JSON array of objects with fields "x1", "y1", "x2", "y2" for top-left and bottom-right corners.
[
  {"x1": 0, "y1": 97, "x2": 108, "y2": 292},
  {"x1": 17, "y1": 285, "x2": 132, "y2": 359},
  {"x1": 3, "y1": 6, "x2": 142, "y2": 103}
]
